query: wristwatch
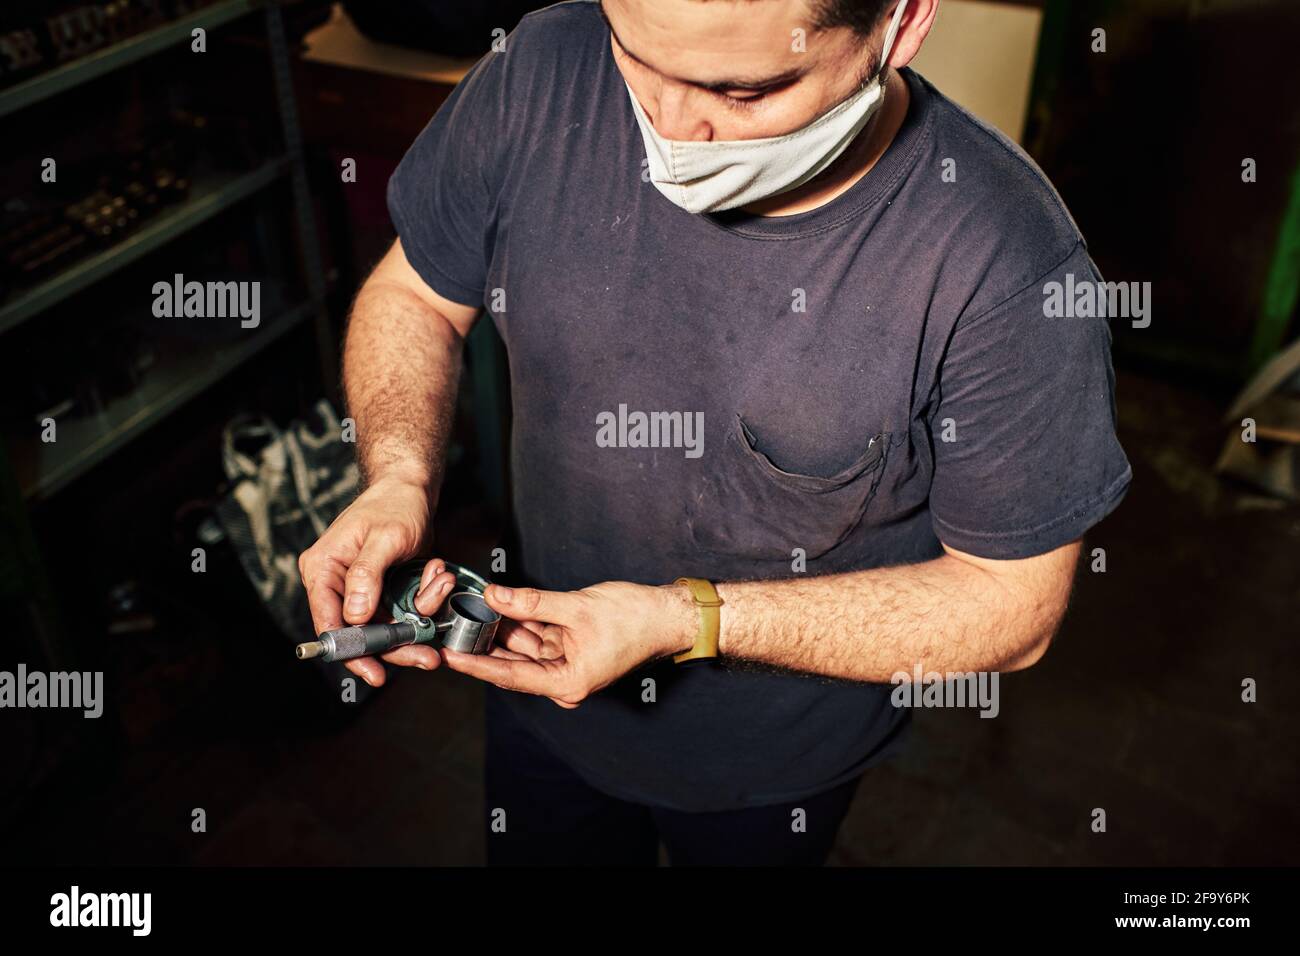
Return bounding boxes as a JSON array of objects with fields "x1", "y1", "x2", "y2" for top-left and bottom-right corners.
[{"x1": 672, "y1": 577, "x2": 724, "y2": 664}]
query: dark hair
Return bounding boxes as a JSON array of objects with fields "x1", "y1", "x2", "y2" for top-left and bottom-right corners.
[{"x1": 809, "y1": 0, "x2": 894, "y2": 35}]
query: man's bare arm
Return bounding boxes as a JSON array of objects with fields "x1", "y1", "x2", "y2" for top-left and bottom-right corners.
[
  {"x1": 297, "y1": 239, "x2": 480, "y2": 686},
  {"x1": 441, "y1": 541, "x2": 1081, "y2": 705},
  {"x1": 344, "y1": 238, "x2": 479, "y2": 491},
  {"x1": 711, "y1": 541, "x2": 1080, "y2": 680}
]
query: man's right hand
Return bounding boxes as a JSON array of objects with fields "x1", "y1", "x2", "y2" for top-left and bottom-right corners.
[{"x1": 298, "y1": 476, "x2": 457, "y2": 687}]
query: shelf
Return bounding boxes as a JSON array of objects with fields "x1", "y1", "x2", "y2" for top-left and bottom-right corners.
[
  {"x1": 0, "y1": 0, "x2": 259, "y2": 120},
  {"x1": 14, "y1": 299, "x2": 312, "y2": 500},
  {"x1": 0, "y1": 157, "x2": 290, "y2": 335}
]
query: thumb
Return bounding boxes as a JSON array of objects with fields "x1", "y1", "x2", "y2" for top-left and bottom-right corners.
[
  {"x1": 486, "y1": 584, "x2": 584, "y2": 626},
  {"x1": 343, "y1": 533, "x2": 406, "y2": 624}
]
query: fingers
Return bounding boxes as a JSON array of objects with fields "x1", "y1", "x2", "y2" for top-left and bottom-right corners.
[
  {"x1": 300, "y1": 521, "x2": 363, "y2": 635},
  {"x1": 303, "y1": 555, "x2": 347, "y2": 636},
  {"x1": 486, "y1": 647, "x2": 577, "y2": 708},
  {"x1": 343, "y1": 532, "x2": 408, "y2": 624},
  {"x1": 537, "y1": 624, "x2": 565, "y2": 661},
  {"x1": 344, "y1": 642, "x2": 441, "y2": 685},
  {"x1": 346, "y1": 656, "x2": 386, "y2": 687},
  {"x1": 442, "y1": 647, "x2": 571, "y2": 700},
  {"x1": 498, "y1": 620, "x2": 544, "y2": 659},
  {"x1": 379, "y1": 644, "x2": 442, "y2": 670},
  {"x1": 418, "y1": 557, "x2": 444, "y2": 594},
  {"x1": 517, "y1": 619, "x2": 547, "y2": 637},
  {"x1": 485, "y1": 584, "x2": 585, "y2": 627},
  {"x1": 492, "y1": 647, "x2": 539, "y2": 662},
  {"x1": 413, "y1": 567, "x2": 457, "y2": 617}
]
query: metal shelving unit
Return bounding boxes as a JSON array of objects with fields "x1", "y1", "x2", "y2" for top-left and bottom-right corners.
[
  {"x1": 0, "y1": 0, "x2": 335, "y2": 670},
  {"x1": 0, "y1": 0, "x2": 258, "y2": 120},
  {"x1": 15, "y1": 301, "x2": 313, "y2": 500},
  {"x1": 0, "y1": 156, "x2": 290, "y2": 334}
]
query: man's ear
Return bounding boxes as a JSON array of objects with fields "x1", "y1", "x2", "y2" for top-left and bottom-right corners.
[{"x1": 883, "y1": 0, "x2": 940, "y2": 71}]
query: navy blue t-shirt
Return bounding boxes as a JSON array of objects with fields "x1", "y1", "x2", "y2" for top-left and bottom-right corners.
[{"x1": 388, "y1": 0, "x2": 1131, "y2": 811}]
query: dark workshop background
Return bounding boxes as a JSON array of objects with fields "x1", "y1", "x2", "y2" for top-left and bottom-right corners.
[{"x1": 1, "y1": 0, "x2": 1297, "y2": 866}]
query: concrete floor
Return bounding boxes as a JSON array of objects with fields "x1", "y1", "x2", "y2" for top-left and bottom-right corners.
[{"x1": 8, "y1": 369, "x2": 1298, "y2": 865}]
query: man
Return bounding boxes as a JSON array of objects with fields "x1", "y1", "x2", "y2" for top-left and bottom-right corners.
[{"x1": 298, "y1": 0, "x2": 1130, "y2": 865}]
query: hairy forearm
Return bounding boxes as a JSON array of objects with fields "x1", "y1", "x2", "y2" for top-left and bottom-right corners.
[
  {"x1": 342, "y1": 277, "x2": 463, "y2": 497},
  {"x1": 704, "y1": 546, "x2": 1078, "y2": 682}
]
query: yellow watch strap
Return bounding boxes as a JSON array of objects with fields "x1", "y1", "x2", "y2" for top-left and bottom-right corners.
[{"x1": 672, "y1": 577, "x2": 723, "y2": 664}]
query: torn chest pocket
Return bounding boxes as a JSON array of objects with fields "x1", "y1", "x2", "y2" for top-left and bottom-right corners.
[{"x1": 686, "y1": 415, "x2": 889, "y2": 561}]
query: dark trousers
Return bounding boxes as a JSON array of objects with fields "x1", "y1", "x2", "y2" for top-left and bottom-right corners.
[{"x1": 483, "y1": 688, "x2": 860, "y2": 866}]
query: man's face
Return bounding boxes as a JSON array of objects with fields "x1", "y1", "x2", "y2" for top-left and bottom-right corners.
[{"x1": 603, "y1": 0, "x2": 879, "y2": 142}]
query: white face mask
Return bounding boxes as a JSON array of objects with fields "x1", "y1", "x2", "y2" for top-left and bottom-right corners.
[{"x1": 624, "y1": 0, "x2": 909, "y2": 214}]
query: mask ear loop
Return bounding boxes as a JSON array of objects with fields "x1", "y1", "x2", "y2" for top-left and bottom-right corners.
[{"x1": 878, "y1": 0, "x2": 910, "y2": 77}]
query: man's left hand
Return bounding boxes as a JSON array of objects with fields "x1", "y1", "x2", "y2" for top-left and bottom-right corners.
[{"x1": 441, "y1": 581, "x2": 696, "y2": 708}]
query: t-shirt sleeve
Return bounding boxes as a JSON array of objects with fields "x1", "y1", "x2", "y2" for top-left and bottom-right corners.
[
  {"x1": 927, "y1": 242, "x2": 1132, "y2": 559},
  {"x1": 386, "y1": 49, "x2": 511, "y2": 307}
]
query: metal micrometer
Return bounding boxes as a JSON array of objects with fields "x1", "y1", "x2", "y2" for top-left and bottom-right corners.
[{"x1": 295, "y1": 560, "x2": 499, "y2": 663}]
